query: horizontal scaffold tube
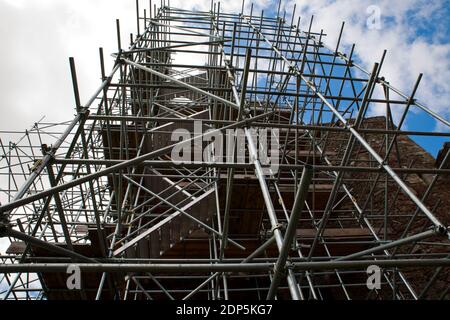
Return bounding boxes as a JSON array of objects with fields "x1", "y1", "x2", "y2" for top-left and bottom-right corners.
[
  {"x1": 0, "y1": 259, "x2": 449, "y2": 273},
  {"x1": 52, "y1": 159, "x2": 450, "y2": 175},
  {"x1": 0, "y1": 111, "x2": 273, "y2": 214}
]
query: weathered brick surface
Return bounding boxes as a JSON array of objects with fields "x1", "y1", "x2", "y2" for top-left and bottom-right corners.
[{"x1": 321, "y1": 116, "x2": 449, "y2": 299}]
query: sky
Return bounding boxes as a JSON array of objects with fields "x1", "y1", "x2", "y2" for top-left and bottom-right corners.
[{"x1": 0, "y1": 0, "x2": 448, "y2": 156}]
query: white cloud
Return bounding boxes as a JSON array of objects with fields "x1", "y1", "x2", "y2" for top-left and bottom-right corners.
[
  {"x1": 0, "y1": 0, "x2": 139, "y2": 130},
  {"x1": 0, "y1": 0, "x2": 273, "y2": 129},
  {"x1": 283, "y1": 0, "x2": 450, "y2": 126},
  {"x1": 0, "y1": 0, "x2": 448, "y2": 131}
]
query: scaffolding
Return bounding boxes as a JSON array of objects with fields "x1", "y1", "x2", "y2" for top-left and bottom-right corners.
[{"x1": 0, "y1": 1, "x2": 449, "y2": 300}]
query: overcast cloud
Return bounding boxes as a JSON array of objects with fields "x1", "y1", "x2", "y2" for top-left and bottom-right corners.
[{"x1": 0, "y1": 0, "x2": 448, "y2": 132}]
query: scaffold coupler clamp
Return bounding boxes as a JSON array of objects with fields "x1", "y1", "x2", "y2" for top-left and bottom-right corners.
[
  {"x1": 272, "y1": 262, "x2": 288, "y2": 277},
  {"x1": 0, "y1": 215, "x2": 11, "y2": 237},
  {"x1": 285, "y1": 261, "x2": 295, "y2": 271},
  {"x1": 78, "y1": 107, "x2": 90, "y2": 119},
  {"x1": 41, "y1": 144, "x2": 55, "y2": 160},
  {"x1": 435, "y1": 225, "x2": 449, "y2": 237},
  {"x1": 271, "y1": 223, "x2": 284, "y2": 234}
]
